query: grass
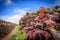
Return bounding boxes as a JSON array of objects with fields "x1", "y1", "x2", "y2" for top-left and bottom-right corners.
[
  {"x1": 10, "y1": 26, "x2": 27, "y2": 40},
  {"x1": 10, "y1": 32, "x2": 27, "y2": 40}
]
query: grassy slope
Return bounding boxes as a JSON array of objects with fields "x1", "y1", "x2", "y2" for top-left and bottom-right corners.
[{"x1": 10, "y1": 26, "x2": 27, "y2": 40}]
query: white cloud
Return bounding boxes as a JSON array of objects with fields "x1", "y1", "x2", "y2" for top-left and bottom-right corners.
[
  {"x1": 54, "y1": 0, "x2": 60, "y2": 5},
  {"x1": 21, "y1": 8, "x2": 30, "y2": 11},
  {"x1": 0, "y1": 15, "x2": 23, "y2": 24},
  {"x1": 14, "y1": 9, "x2": 27, "y2": 16},
  {"x1": 6, "y1": 15, "x2": 22, "y2": 24},
  {"x1": 0, "y1": 8, "x2": 30, "y2": 24},
  {"x1": 5, "y1": 0, "x2": 12, "y2": 5}
]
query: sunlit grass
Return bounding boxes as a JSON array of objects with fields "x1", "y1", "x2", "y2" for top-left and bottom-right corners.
[
  {"x1": 10, "y1": 25, "x2": 27, "y2": 40},
  {"x1": 10, "y1": 32, "x2": 27, "y2": 40}
]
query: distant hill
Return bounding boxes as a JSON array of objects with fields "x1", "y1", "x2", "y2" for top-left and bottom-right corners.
[{"x1": 0, "y1": 20, "x2": 17, "y2": 39}]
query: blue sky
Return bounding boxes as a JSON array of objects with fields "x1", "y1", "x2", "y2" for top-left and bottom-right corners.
[{"x1": 0, "y1": 0, "x2": 59, "y2": 24}]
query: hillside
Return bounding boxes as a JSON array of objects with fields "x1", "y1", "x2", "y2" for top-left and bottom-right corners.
[
  {"x1": 0, "y1": 20, "x2": 17, "y2": 39},
  {"x1": 19, "y1": 6, "x2": 60, "y2": 40}
]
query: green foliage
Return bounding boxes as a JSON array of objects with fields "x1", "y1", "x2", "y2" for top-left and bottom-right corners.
[
  {"x1": 10, "y1": 32, "x2": 27, "y2": 40},
  {"x1": 10, "y1": 26, "x2": 27, "y2": 40}
]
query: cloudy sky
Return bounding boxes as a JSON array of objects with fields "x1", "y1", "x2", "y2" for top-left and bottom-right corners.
[{"x1": 0, "y1": 0, "x2": 60, "y2": 24}]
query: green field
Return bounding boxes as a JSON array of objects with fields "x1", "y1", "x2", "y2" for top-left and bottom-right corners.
[{"x1": 10, "y1": 26, "x2": 27, "y2": 40}]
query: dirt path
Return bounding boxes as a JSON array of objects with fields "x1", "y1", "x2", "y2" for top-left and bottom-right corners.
[{"x1": 1, "y1": 26, "x2": 17, "y2": 40}]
